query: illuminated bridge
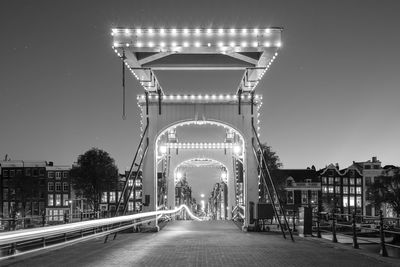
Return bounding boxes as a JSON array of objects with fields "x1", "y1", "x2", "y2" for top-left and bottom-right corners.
[{"x1": 1, "y1": 28, "x2": 398, "y2": 266}]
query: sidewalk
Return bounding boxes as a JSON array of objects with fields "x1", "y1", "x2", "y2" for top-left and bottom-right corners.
[{"x1": 3, "y1": 220, "x2": 399, "y2": 267}]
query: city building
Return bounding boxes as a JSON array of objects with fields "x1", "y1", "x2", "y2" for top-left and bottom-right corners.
[
  {"x1": 318, "y1": 157, "x2": 387, "y2": 216},
  {"x1": 208, "y1": 182, "x2": 228, "y2": 220},
  {"x1": 45, "y1": 164, "x2": 72, "y2": 222},
  {"x1": 268, "y1": 169, "x2": 320, "y2": 213},
  {"x1": 99, "y1": 170, "x2": 143, "y2": 216},
  {"x1": 0, "y1": 161, "x2": 47, "y2": 218}
]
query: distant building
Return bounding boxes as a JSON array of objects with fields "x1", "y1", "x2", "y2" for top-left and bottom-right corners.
[
  {"x1": 175, "y1": 174, "x2": 193, "y2": 207},
  {"x1": 318, "y1": 157, "x2": 389, "y2": 216},
  {"x1": 0, "y1": 160, "x2": 72, "y2": 222},
  {"x1": 0, "y1": 161, "x2": 47, "y2": 218},
  {"x1": 208, "y1": 182, "x2": 228, "y2": 220},
  {"x1": 45, "y1": 164, "x2": 72, "y2": 222},
  {"x1": 268, "y1": 169, "x2": 320, "y2": 213},
  {"x1": 99, "y1": 170, "x2": 143, "y2": 216}
]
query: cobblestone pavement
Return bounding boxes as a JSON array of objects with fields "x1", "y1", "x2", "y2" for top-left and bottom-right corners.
[{"x1": 3, "y1": 220, "x2": 399, "y2": 267}]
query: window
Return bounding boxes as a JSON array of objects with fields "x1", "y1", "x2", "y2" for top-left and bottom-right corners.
[
  {"x1": 350, "y1": 187, "x2": 355, "y2": 194},
  {"x1": 365, "y1": 177, "x2": 371, "y2": 185},
  {"x1": 117, "y1": 191, "x2": 123, "y2": 203},
  {"x1": 135, "y1": 191, "x2": 142, "y2": 198},
  {"x1": 328, "y1": 170, "x2": 334, "y2": 176},
  {"x1": 63, "y1": 182, "x2": 69, "y2": 191},
  {"x1": 335, "y1": 186, "x2": 340, "y2": 194},
  {"x1": 328, "y1": 177, "x2": 334, "y2": 184},
  {"x1": 130, "y1": 192, "x2": 134, "y2": 200},
  {"x1": 343, "y1": 197, "x2": 348, "y2": 207},
  {"x1": 356, "y1": 178, "x2": 361, "y2": 185},
  {"x1": 128, "y1": 202, "x2": 134, "y2": 211},
  {"x1": 39, "y1": 169, "x2": 45, "y2": 176},
  {"x1": 321, "y1": 177, "x2": 327, "y2": 184},
  {"x1": 9, "y1": 170, "x2": 15, "y2": 177},
  {"x1": 63, "y1": 194, "x2": 69, "y2": 206},
  {"x1": 301, "y1": 191, "x2": 308, "y2": 204},
  {"x1": 135, "y1": 180, "x2": 141, "y2": 187},
  {"x1": 287, "y1": 190, "x2": 294, "y2": 204},
  {"x1": 365, "y1": 165, "x2": 371, "y2": 169},
  {"x1": 349, "y1": 196, "x2": 355, "y2": 207},
  {"x1": 343, "y1": 178, "x2": 348, "y2": 185},
  {"x1": 3, "y1": 189, "x2": 8, "y2": 200},
  {"x1": 33, "y1": 169, "x2": 39, "y2": 176},
  {"x1": 328, "y1": 186, "x2": 334, "y2": 194},
  {"x1": 356, "y1": 196, "x2": 362, "y2": 207},
  {"x1": 128, "y1": 179, "x2": 133, "y2": 187},
  {"x1": 25, "y1": 168, "x2": 31, "y2": 176},
  {"x1": 55, "y1": 194, "x2": 61, "y2": 206},
  {"x1": 343, "y1": 187, "x2": 348, "y2": 194},
  {"x1": 48, "y1": 171, "x2": 54, "y2": 178},
  {"x1": 48, "y1": 182, "x2": 54, "y2": 191},
  {"x1": 2, "y1": 170, "x2": 8, "y2": 177},
  {"x1": 48, "y1": 194, "x2": 54, "y2": 206},
  {"x1": 55, "y1": 182, "x2": 61, "y2": 191},
  {"x1": 63, "y1": 172, "x2": 68, "y2": 178},
  {"x1": 373, "y1": 165, "x2": 379, "y2": 169},
  {"x1": 109, "y1": 192, "x2": 116, "y2": 203},
  {"x1": 101, "y1": 192, "x2": 108, "y2": 203},
  {"x1": 322, "y1": 186, "x2": 327, "y2": 193},
  {"x1": 311, "y1": 191, "x2": 318, "y2": 204},
  {"x1": 356, "y1": 187, "x2": 361, "y2": 194},
  {"x1": 2, "y1": 179, "x2": 7, "y2": 187},
  {"x1": 335, "y1": 177, "x2": 340, "y2": 184},
  {"x1": 349, "y1": 178, "x2": 355, "y2": 185},
  {"x1": 16, "y1": 170, "x2": 22, "y2": 176},
  {"x1": 55, "y1": 172, "x2": 61, "y2": 179}
]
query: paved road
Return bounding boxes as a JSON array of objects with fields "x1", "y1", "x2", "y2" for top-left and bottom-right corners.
[{"x1": 3, "y1": 220, "x2": 399, "y2": 267}]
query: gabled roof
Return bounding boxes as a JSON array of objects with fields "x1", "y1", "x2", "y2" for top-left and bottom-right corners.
[{"x1": 270, "y1": 169, "x2": 318, "y2": 182}]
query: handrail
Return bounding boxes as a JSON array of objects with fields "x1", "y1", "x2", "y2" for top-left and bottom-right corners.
[
  {"x1": 252, "y1": 145, "x2": 286, "y2": 239},
  {"x1": 123, "y1": 140, "x2": 149, "y2": 215},
  {"x1": 0, "y1": 205, "x2": 199, "y2": 259},
  {"x1": 251, "y1": 122, "x2": 294, "y2": 241},
  {"x1": 115, "y1": 118, "x2": 149, "y2": 215}
]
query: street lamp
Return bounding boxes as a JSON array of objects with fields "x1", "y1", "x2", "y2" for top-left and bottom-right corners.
[{"x1": 159, "y1": 145, "x2": 167, "y2": 155}]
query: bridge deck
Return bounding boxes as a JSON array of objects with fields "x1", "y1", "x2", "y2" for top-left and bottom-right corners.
[{"x1": 4, "y1": 220, "x2": 398, "y2": 267}]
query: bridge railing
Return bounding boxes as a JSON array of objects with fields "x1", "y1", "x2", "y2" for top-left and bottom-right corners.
[
  {"x1": 0, "y1": 205, "x2": 199, "y2": 260},
  {"x1": 313, "y1": 210, "x2": 400, "y2": 257}
]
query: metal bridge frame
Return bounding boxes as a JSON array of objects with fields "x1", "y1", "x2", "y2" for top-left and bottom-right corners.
[{"x1": 111, "y1": 27, "x2": 291, "y2": 234}]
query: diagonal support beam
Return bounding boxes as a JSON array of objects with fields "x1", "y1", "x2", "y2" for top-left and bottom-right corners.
[
  {"x1": 225, "y1": 52, "x2": 258, "y2": 66},
  {"x1": 139, "y1": 52, "x2": 175, "y2": 65}
]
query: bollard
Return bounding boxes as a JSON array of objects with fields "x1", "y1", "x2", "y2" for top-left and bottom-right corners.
[
  {"x1": 379, "y1": 210, "x2": 388, "y2": 257},
  {"x1": 352, "y1": 212, "x2": 359, "y2": 249},
  {"x1": 332, "y1": 210, "x2": 338, "y2": 243},
  {"x1": 42, "y1": 212, "x2": 46, "y2": 227},
  {"x1": 317, "y1": 211, "x2": 322, "y2": 238}
]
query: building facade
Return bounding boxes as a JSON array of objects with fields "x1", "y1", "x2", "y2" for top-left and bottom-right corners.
[
  {"x1": 45, "y1": 164, "x2": 72, "y2": 222},
  {"x1": 1, "y1": 161, "x2": 47, "y2": 218},
  {"x1": 268, "y1": 169, "x2": 320, "y2": 213}
]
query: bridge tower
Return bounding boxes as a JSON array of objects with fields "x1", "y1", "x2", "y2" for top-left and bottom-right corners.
[{"x1": 111, "y1": 27, "x2": 283, "y2": 231}]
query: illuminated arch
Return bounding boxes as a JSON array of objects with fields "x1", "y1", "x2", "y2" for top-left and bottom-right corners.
[{"x1": 173, "y1": 157, "x2": 229, "y2": 185}]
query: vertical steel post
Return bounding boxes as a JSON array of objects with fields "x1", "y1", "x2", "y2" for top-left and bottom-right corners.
[
  {"x1": 352, "y1": 211, "x2": 359, "y2": 248},
  {"x1": 332, "y1": 207, "x2": 338, "y2": 243},
  {"x1": 238, "y1": 89, "x2": 242, "y2": 115},
  {"x1": 379, "y1": 210, "x2": 388, "y2": 257}
]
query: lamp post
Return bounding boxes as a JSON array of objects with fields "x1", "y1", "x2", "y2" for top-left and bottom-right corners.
[{"x1": 68, "y1": 200, "x2": 73, "y2": 222}]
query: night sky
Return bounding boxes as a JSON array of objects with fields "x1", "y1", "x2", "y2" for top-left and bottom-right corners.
[{"x1": 1, "y1": 0, "x2": 399, "y2": 179}]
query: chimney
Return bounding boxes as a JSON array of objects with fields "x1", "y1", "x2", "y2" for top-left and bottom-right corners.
[
  {"x1": 372, "y1": 156, "x2": 377, "y2": 162},
  {"x1": 47, "y1": 161, "x2": 53, "y2": 166},
  {"x1": 335, "y1": 163, "x2": 339, "y2": 169}
]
